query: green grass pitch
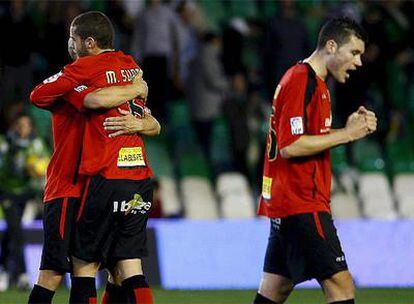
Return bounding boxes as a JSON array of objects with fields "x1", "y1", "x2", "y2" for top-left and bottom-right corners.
[{"x1": 0, "y1": 288, "x2": 413, "y2": 303}]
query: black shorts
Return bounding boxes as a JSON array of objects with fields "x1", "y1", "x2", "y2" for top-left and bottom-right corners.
[
  {"x1": 72, "y1": 175, "x2": 153, "y2": 266},
  {"x1": 263, "y1": 212, "x2": 348, "y2": 285},
  {"x1": 40, "y1": 197, "x2": 78, "y2": 273}
]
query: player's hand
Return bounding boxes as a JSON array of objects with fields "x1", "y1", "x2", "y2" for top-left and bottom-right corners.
[
  {"x1": 132, "y1": 73, "x2": 148, "y2": 100},
  {"x1": 357, "y1": 106, "x2": 377, "y2": 133},
  {"x1": 104, "y1": 108, "x2": 144, "y2": 138},
  {"x1": 133, "y1": 69, "x2": 143, "y2": 82},
  {"x1": 345, "y1": 111, "x2": 370, "y2": 141}
]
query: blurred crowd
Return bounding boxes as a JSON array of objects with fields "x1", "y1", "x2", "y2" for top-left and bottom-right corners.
[{"x1": 0, "y1": 0, "x2": 413, "y2": 288}]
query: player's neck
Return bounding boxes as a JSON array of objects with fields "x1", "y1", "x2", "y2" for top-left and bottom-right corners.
[
  {"x1": 89, "y1": 48, "x2": 115, "y2": 56},
  {"x1": 303, "y1": 50, "x2": 328, "y2": 82}
]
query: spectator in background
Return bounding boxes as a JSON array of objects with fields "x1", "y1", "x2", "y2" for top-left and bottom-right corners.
[
  {"x1": 221, "y1": 17, "x2": 252, "y2": 178},
  {"x1": 175, "y1": 0, "x2": 200, "y2": 94},
  {"x1": 263, "y1": 0, "x2": 310, "y2": 100},
  {"x1": 187, "y1": 32, "x2": 229, "y2": 176},
  {"x1": 108, "y1": 0, "x2": 135, "y2": 52},
  {"x1": 0, "y1": 0, "x2": 36, "y2": 111},
  {"x1": 0, "y1": 114, "x2": 49, "y2": 292},
  {"x1": 131, "y1": 0, "x2": 181, "y2": 124}
]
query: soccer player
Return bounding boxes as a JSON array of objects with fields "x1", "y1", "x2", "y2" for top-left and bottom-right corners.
[
  {"x1": 33, "y1": 11, "x2": 159, "y2": 304},
  {"x1": 253, "y1": 18, "x2": 377, "y2": 304},
  {"x1": 28, "y1": 26, "x2": 151, "y2": 304}
]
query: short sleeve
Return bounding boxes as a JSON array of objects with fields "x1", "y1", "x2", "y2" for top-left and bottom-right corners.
[
  {"x1": 64, "y1": 86, "x2": 96, "y2": 112},
  {"x1": 277, "y1": 72, "x2": 308, "y2": 150}
]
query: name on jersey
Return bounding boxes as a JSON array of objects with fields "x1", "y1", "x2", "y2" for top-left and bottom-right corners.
[
  {"x1": 117, "y1": 147, "x2": 145, "y2": 168},
  {"x1": 106, "y1": 68, "x2": 141, "y2": 84},
  {"x1": 290, "y1": 117, "x2": 304, "y2": 135}
]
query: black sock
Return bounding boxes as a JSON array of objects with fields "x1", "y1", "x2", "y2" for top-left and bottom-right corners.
[
  {"x1": 329, "y1": 300, "x2": 355, "y2": 304},
  {"x1": 253, "y1": 293, "x2": 278, "y2": 304},
  {"x1": 28, "y1": 284, "x2": 55, "y2": 304},
  {"x1": 69, "y1": 276, "x2": 97, "y2": 304},
  {"x1": 122, "y1": 275, "x2": 153, "y2": 304},
  {"x1": 103, "y1": 282, "x2": 127, "y2": 303}
]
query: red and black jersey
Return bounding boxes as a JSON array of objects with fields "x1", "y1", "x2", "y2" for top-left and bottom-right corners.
[
  {"x1": 258, "y1": 63, "x2": 333, "y2": 218},
  {"x1": 30, "y1": 87, "x2": 94, "y2": 202},
  {"x1": 58, "y1": 51, "x2": 153, "y2": 180}
]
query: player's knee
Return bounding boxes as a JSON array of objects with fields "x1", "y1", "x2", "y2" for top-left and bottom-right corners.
[
  {"x1": 72, "y1": 256, "x2": 99, "y2": 277},
  {"x1": 259, "y1": 273, "x2": 293, "y2": 302},
  {"x1": 107, "y1": 268, "x2": 123, "y2": 286},
  {"x1": 322, "y1": 271, "x2": 355, "y2": 301},
  {"x1": 116, "y1": 258, "x2": 143, "y2": 281},
  {"x1": 37, "y1": 270, "x2": 64, "y2": 291}
]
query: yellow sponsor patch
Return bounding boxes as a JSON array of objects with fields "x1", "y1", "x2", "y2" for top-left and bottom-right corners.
[
  {"x1": 262, "y1": 176, "x2": 272, "y2": 200},
  {"x1": 117, "y1": 147, "x2": 145, "y2": 168}
]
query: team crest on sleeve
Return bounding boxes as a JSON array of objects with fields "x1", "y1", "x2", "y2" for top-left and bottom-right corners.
[
  {"x1": 290, "y1": 117, "x2": 304, "y2": 135},
  {"x1": 74, "y1": 85, "x2": 88, "y2": 92}
]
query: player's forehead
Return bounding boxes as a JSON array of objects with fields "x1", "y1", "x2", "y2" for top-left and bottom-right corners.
[
  {"x1": 339, "y1": 34, "x2": 365, "y2": 54},
  {"x1": 69, "y1": 25, "x2": 79, "y2": 39}
]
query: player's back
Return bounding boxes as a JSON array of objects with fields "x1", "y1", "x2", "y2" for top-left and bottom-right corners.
[
  {"x1": 44, "y1": 101, "x2": 85, "y2": 202},
  {"x1": 64, "y1": 51, "x2": 153, "y2": 180}
]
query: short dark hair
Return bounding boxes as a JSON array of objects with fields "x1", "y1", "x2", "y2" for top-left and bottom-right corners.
[
  {"x1": 317, "y1": 17, "x2": 367, "y2": 49},
  {"x1": 72, "y1": 11, "x2": 114, "y2": 49}
]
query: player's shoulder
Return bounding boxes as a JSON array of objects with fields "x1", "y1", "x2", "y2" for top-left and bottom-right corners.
[
  {"x1": 114, "y1": 51, "x2": 138, "y2": 65},
  {"x1": 281, "y1": 63, "x2": 309, "y2": 85},
  {"x1": 63, "y1": 55, "x2": 96, "y2": 77}
]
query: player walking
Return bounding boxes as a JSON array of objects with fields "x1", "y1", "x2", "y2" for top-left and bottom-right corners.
[{"x1": 254, "y1": 18, "x2": 377, "y2": 304}]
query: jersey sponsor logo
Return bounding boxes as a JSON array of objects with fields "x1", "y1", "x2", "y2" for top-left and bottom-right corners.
[
  {"x1": 262, "y1": 176, "x2": 272, "y2": 200},
  {"x1": 117, "y1": 147, "x2": 145, "y2": 168},
  {"x1": 113, "y1": 194, "x2": 152, "y2": 215},
  {"x1": 290, "y1": 116, "x2": 304, "y2": 135},
  {"x1": 74, "y1": 85, "x2": 88, "y2": 92},
  {"x1": 320, "y1": 116, "x2": 332, "y2": 133},
  {"x1": 43, "y1": 71, "x2": 62, "y2": 84}
]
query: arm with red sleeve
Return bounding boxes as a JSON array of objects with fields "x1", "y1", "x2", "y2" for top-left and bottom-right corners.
[
  {"x1": 277, "y1": 75, "x2": 367, "y2": 159},
  {"x1": 31, "y1": 64, "x2": 147, "y2": 111},
  {"x1": 30, "y1": 72, "x2": 78, "y2": 109}
]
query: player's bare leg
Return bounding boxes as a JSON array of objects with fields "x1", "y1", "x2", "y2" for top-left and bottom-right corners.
[
  {"x1": 254, "y1": 272, "x2": 294, "y2": 304},
  {"x1": 28, "y1": 270, "x2": 63, "y2": 303},
  {"x1": 117, "y1": 258, "x2": 153, "y2": 304},
  {"x1": 36, "y1": 270, "x2": 63, "y2": 291},
  {"x1": 319, "y1": 270, "x2": 355, "y2": 303},
  {"x1": 69, "y1": 257, "x2": 100, "y2": 304}
]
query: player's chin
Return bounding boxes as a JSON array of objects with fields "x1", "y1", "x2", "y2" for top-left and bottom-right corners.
[{"x1": 335, "y1": 75, "x2": 347, "y2": 83}]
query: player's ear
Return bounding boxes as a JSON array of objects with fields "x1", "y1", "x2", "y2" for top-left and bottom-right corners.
[
  {"x1": 326, "y1": 40, "x2": 337, "y2": 54},
  {"x1": 85, "y1": 37, "x2": 95, "y2": 49}
]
